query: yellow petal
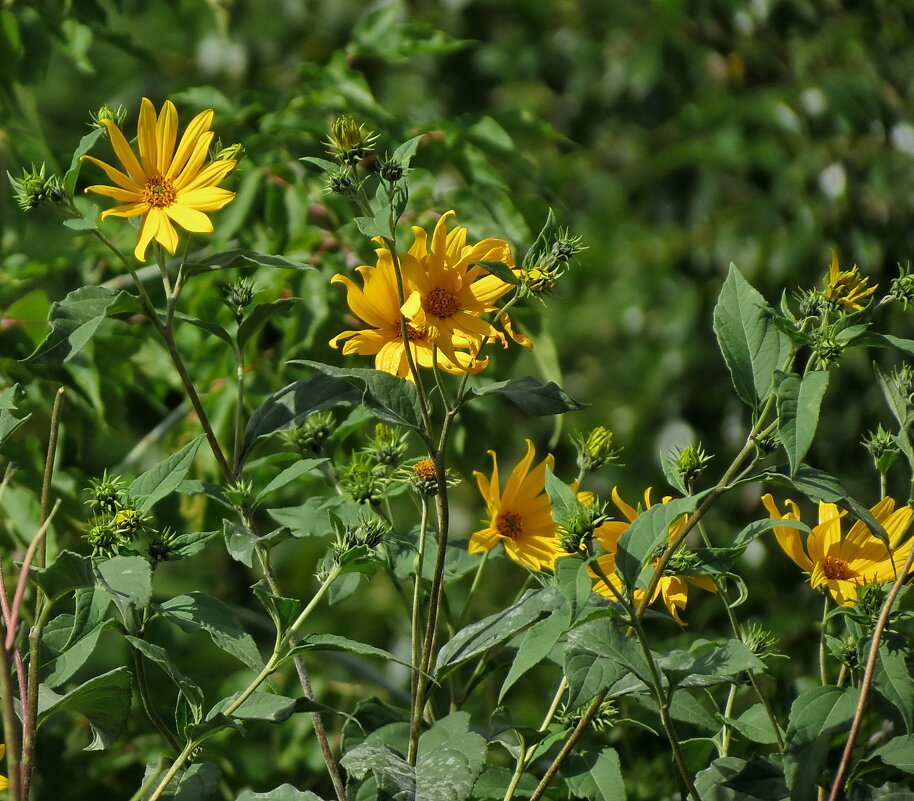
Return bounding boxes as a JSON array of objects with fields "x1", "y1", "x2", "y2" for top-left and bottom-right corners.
[
  {"x1": 177, "y1": 186, "x2": 235, "y2": 211},
  {"x1": 85, "y1": 184, "x2": 141, "y2": 202},
  {"x1": 165, "y1": 203, "x2": 214, "y2": 233},
  {"x1": 100, "y1": 202, "x2": 149, "y2": 220},
  {"x1": 134, "y1": 211, "x2": 159, "y2": 261},
  {"x1": 137, "y1": 98, "x2": 159, "y2": 175},
  {"x1": 100, "y1": 119, "x2": 145, "y2": 184},
  {"x1": 179, "y1": 157, "x2": 234, "y2": 193},
  {"x1": 81, "y1": 155, "x2": 142, "y2": 192},
  {"x1": 156, "y1": 99, "x2": 179, "y2": 174},
  {"x1": 168, "y1": 108, "x2": 214, "y2": 179},
  {"x1": 173, "y1": 130, "x2": 216, "y2": 189}
]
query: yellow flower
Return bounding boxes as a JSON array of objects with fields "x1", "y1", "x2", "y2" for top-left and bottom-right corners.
[
  {"x1": 762, "y1": 493, "x2": 914, "y2": 605},
  {"x1": 399, "y1": 211, "x2": 530, "y2": 365},
  {"x1": 83, "y1": 98, "x2": 236, "y2": 262},
  {"x1": 469, "y1": 439, "x2": 562, "y2": 572},
  {"x1": 329, "y1": 239, "x2": 487, "y2": 380},
  {"x1": 590, "y1": 487, "x2": 715, "y2": 625},
  {"x1": 0, "y1": 743, "x2": 7, "y2": 791},
  {"x1": 823, "y1": 251, "x2": 877, "y2": 311}
]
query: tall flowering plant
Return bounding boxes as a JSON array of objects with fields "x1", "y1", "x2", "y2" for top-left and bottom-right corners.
[{"x1": 5, "y1": 97, "x2": 914, "y2": 801}]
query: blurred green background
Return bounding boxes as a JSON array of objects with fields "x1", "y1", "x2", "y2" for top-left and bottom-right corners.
[{"x1": 4, "y1": 0, "x2": 914, "y2": 798}]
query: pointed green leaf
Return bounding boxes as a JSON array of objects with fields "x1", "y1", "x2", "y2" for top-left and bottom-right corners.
[
  {"x1": 125, "y1": 635, "x2": 204, "y2": 719},
  {"x1": 236, "y1": 787, "x2": 326, "y2": 801},
  {"x1": 128, "y1": 435, "x2": 205, "y2": 512},
  {"x1": 561, "y1": 747, "x2": 625, "y2": 801},
  {"x1": 253, "y1": 458, "x2": 326, "y2": 506},
  {"x1": 182, "y1": 250, "x2": 311, "y2": 278},
  {"x1": 774, "y1": 370, "x2": 829, "y2": 476},
  {"x1": 499, "y1": 610, "x2": 570, "y2": 701},
  {"x1": 238, "y1": 298, "x2": 298, "y2": 350},
  {"x1": 713, "y1": 264, "x2": 790, "y2": 407},
  {"x1": 30, "y1": 550, "x2": 96, "y2": 601},
  {"x1": 470, "y1": 376, "x2": 587, "y2": 416}
]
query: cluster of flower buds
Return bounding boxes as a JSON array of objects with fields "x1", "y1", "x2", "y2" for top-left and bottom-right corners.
[
  {"x1": 520, "y1": 215, "x2": 586, "y2": 299},
  {"x1": 557, "y1": 498, "x2": 610, "y2": 555},
  {"x1": 8, "y1": 164, "x2": 65, "y2": 211},
  {"x1": 572, "y1": 426, "x2": 620, "y2": 474},
  {"x1": 339, "y1": 453, "x2": 388, "y2": 505},
  {"x1": 557, "y1": 697, "x2": 618, "y2": 734},
  {"x1": 318, "y1": 513, "x2": 391, "y2": 579},
  {"x1": 84, "y1": 472, "x2": 149, "y2": 557},
  {"x1": 853, "y1": 580, "x2": 890, "y2": 629},
  {"x1": 220, "y1": 277, "x2": 257, "y2": 323},
  {"x1": 210, "y1": 139, "x2": 246, "y2": 164},
  {"x1": 862, "y1": 424, "x2": 900, "y2": 477},
  {"x1": 286, "y1": 411, "x2": 338, "y2": 457}
]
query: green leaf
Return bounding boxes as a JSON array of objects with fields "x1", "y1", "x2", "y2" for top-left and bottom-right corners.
[
  {"x1": 472, "y1": 767, "x2": 537, "y2": 799},
  {"x1": 62, "y1": 217, "x2": 98, "y2": 231},
  {"x1": 561, "y1": 747, "x2": 626, "y2": 801},
  {"x1": 64, "y1": 127, "x2": 104, "y2": 196},
  {"x1": 236, "y1": 787, "x2": 325, "y2": 801},
  {"x1": 554, "y1": 557, "x2": 593, "y2": 623},
  {"x1": 159, "y1": 762, "x2": 221, "y2": 801},
  {"x1": 31, "y1": 550, "x2": 96, "y2": 601},
  {"x1": 41, "y1": 616, "x2": 115, "y2": 688},
  {"x1": 392, "y1": 134, "x2": 426, "y2": 167},
  {"x1": 223, "y1": 520, "x2": 291, "y2": 568},
  {"x1": 170, "y1": 311, "x2": 233, "y2": 346},
  {"x1": 615, "y1": 493, "x2": 704, "y2": 590},
  {"x1": 435, "y1": 587, "x2": 560, "y2": 678},
  {"x1": 774, "y1": 370, "x2": 829, "y2": 476},
  {"x1": 564, "y1": 618, "x2": 653, "y2": 685},
  {"x1": 499, "y1": 610, "x2": 570, "y2": 701},
  {"x1": 673, "y1": 639, "x2": 766, "y2": 687},
  {"x1": 159, "y1": 593, "x2": 264, "y2": 671},
  {"x1": 563, "y1": 640, "x2": 635, "y2": 710},
  {"x1": 341, "y1": 744, "x2": 414, "y2": 801},
  {"x1": 182, "y1": 250, "x2": 311, "y2": 278},
  {"x1": 96, "y1": 556, "x2": 152, "y2": 619},
  {"x1": 37, "y1": 666, "x2": 132, "y2": 750},
  {"x1": 24, "y1": 285, "x2": 144, "y2": 364},
  {"x1": 251, "y1": 582, "x2": 302, "y2": 636},
  {"x1": 875, "y1": 735, "x2": 914, "y2": 771},
  {"x1": 473, "y1": 260, "x2": 520, "y2": 285},
  {"x1": 733, "y1": 516, "x2": 810, "y2": 548},
  {"x1": 0, "y1": 407, "x2": 29, "y2": 450},
  {"x1": 300, "y1": 156, "x2": 338, "y2": 173},
  {"x1": 241, "y1": 375, "x2": 360, "y2": 463},
  {"x1": 125, "y1": 635, "x2": 204, "y2": 721},
  {"x1": 470, "y1": 376, "x2": 587, "y2": 416},
  {"x1": 253, "y1": 458, "x2": 326, "y2": 506},
  {"x1": 238, "y1": 298, "x2": 299, "y2": 350},
  {"x1": 784, "y1": 685, "x2": 858, "y2": 801},
  {"x1": 209, "y1": 692, "x2": 326, "y2": 723},
  {"x1": 874, "y1": 362, "x2": 914, "y2": 472},
  {"x1": 721, "y1": 703, "x2": 782, "y2": 745},
  {"x1": 292, "y1": 361, "x2": 423, "y2": 431},
  {"x1": 870, "y1": 636, "x2": 914, "y2": 734},
  {"x1": 713, "y1": 264, "x2": 790, "y2": 408},
  {"x1": 283, "y1": 634, "x2": 408, "y2": 670},
  {"x1": 128, "y1": 435, "x2": 205, "y2": 512}
]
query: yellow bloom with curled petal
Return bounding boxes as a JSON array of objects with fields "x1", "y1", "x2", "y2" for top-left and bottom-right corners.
[
  {"x1": 762, "y1": 493, "x2": 914, "y2": 606},
  {"x1": 824, "y1": 251, "x2": 877, "y2": 311},
  {"x1": 82, "y1": 98, "x2": 236, "y2": 262},
  {"x1": 469, "y1": 439, "x2": 562, "y2": 572},
  {"x1": 399, "y1": 211, "x2": 531, "y2": 364},
  {"x1": 329, "y1": 237, "x2": 488, "y2": 380},
  {"x1": 590, "y1": 487, "x2": 715, "y2": 625}
]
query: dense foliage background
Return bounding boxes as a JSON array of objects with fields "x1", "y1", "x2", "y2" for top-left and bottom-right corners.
[{"x1": 4, "y1": 1, "x2": 914, "y2": 798}]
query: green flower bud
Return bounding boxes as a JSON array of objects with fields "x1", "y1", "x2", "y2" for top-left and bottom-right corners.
[
  {"x1": 213, "y1": 142, "x2": 245, "y2": 163},
  {"x1": 340, "y1": 454, "x2": 386, "y2": 505},
  {"x1": 84, "y1": 518, "x2": 122, "y2": 556},
  {"x1": 114, "y1": 507, "x2": 147, "y2": 538},
  {"x1": 365, "y1": 423, "x2": 408, "y2": 468},
  {"x1": 890, "y1": 262, "x2": 914, "y2": 309},
  {"x1": 286, "y1": 411, "x2": 337, "y2": 456},
  {"x1": 671, "y1": 443, "x2": 713, "y2": 486},
  {"x1": 85, "y1": 470, "x2": 126, "y2": 514},
  {"x1": 224, "y1": 479, "x2": 254, "y2": 510},
  {"x1": 89, "y1": 104, "x2": 127, "y2": 134},
  {"x1": 8, "y1": 164, "x2": 66, "y2": 211},
  {"x1": 810, "y1": 325, "x2": 845, "y2": 366},
  {"x1": 862, "y1": 424, "x2": 900, "y2": 476},
  {"x1": 220, "y1": 277, "x2": 256, "y2": 322},
  {"x1": 327, "y1": 168, "x2": 356, "y2": 196},
  {"x1": 149, "y1": 527, "x2": 182, "y2": 563},
  {"x1": 378, "y1": 157, "x2": 405, "y2": 182},
  {"x1": 572, "y1": 427, "x2": 620, "y2": 473},
  {"x1": 325, "y1": 115, "x2": 379, "y2": 165}
]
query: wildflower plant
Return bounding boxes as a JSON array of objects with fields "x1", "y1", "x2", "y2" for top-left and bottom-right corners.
[{"x1": 6, "y1": 83, "x2": 914, "y2": 801}]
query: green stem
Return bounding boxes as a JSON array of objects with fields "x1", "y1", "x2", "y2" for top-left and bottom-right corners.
[
  {"x1": 128, "y1": 757, "x2": 168, "y2": 801},
  {"x1": 132, "y1": 647, "x2": 181, "y2": 752},
  {"x1": 146, "y1": 742, "x2": 197, "y2": 801},
  {"x1": 0, "y1": 621, "x2": 22, "y2": 801},
  {"x1": 410, "y1": 497, "x2": 431, "y2": 701},
  {"x1": 719, "y1": 684, "x2": 737, "y2": 757},
  {"x1": 232, "y1": 344, "x2": 245, "y2": 475},
  {"x1": 819, "y1": 594, "x2": 830, "y2": 685}
]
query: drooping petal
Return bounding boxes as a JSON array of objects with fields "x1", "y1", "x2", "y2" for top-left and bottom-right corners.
[
  {"x1": 611, "y1": 487, "x2": 639, "y2": 523},
  {"x1": 81, "y1": 155, "x2": 141, "y2": 192},
  {"x1": 134, "y1": 210, "x2": 160, "y2": 262},
  {"x1": 761, "y1": 494, "x2": 813, "y2": 571},
  {"x1": 150, "y1": 207, "x2": 179, "y2": 255}
]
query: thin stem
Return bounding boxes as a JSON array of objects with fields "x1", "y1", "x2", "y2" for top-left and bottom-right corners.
[
  {"x1": 128, "y1": 757, "x2": 168, "y2": 801},
  {"x1": 410, "y1": 497, "x2": 431, "y2": 702},
  {"x1": 0, "y1": 616, "x2": 22, "y2": 801},
  {"x1": 90, "y1": 229, "x2": 162, "y2": 329},
  {"x1": 21, "y1": 390, "x2": 65, "y2": 801},
  {"x1": 232, "y1": 345, "x2": 245, "y2": 475},
  {"x1": 146, "y1": 742, "x2": 197, "y2": 801},
  {"x1": 826, "y1": 515, "x2": 914, "y2": 801},
  {"x1": 719, "y1": 684, "x2": 737, "y2": 757},
  {"x1": 256, "y1": 549, "x2": 347, "y2": 801},
  {"x1": 819, "y1": 594, "x2": 830, "y2": 685}
]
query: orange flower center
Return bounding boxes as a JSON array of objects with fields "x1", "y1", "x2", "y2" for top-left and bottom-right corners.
[
  {"x1": 822, "y1": 556, "x2": 853, "y2": 580},
  {"x1": 396, "y1": 323, "x2": 424, "y2": 341},
  {"x1": 143, "y1": 176, "x2": 177, "y2": 208},
  {"x1": 412, "y1": 458, "x2": 437, "y2": 481},
  {"x1": 496, "y1": 511, "x2": 524, "y2": 539},
  {"x1": 425, "y1": 287, "x2": 460, "y2": 318}
]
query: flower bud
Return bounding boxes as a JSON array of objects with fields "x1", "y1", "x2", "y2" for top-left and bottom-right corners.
[
  {"x1": 8, "y1": 164, "x2": 66, "y2": 211},
  {"x1": 326, "y1": 115, "x2": 379, "y2": 165},
  {"x1": 114, "y1": 508, "x2": 147, "y2": 538},
  {"x1": 810, "y1": 325, "x2": 845, "y2": 366},
  {"x1": 890, "y1": 262, "x2": 914, "y2": 309},
  {"x1": 89, "y1": 104, "x2": 127, "y2": 134},
  {"x1": 862, "y1": 425, "x2": 900, "y2": 475},
  {"x1": 378, "y1": 157, "x2": 405, "y2": 182},
  {"x1": 365, "y1": 423, "x2": 408, "y2": 468},
  {"x1": 213, "y1": 142, "x2": 245, "y2": 163},
  {"x1": 671, "y1": 443, "x2": 713, "y2": 486},
  {"x1": 286, "y1": 411, "x2": 337, "y2": 456},
  {"x1": 823, "y1": 251, "x2": 876, "y2": 312},
  {"x1": 220, "y1": 277, "x2": 256, "y2": 322},
  {"x1": 85, "y1": 518, "x2": 121, "y2": 556},
  {"x1": 572, "y1": 427, "x2": 620, "y2": 473},
  {"x1": 340, "y1": 454, "x2": 386, "y2": 505},
  {"x1": 85, "y1": 470, "x2": 126, "y2": 514},
  {"x1": 327, "y1": 168, "x2": 356, "y2": 196},
  {"x1": 149, "y1": 527, "x2": 181, "y2": 563},
  {"x1": 224, "y1": 479, "x2": 254, "y2": 510}
]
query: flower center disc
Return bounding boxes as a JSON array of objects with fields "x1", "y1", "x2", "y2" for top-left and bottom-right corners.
[
  {"x1": 425, "y1": 287, "x2": 460, "y2": 318},
  {"x1": 412, "y1": 459, "x2": 437, "y2": 481},
  {"x1": 496, "y1": 511, "x2": 524, "y2": 539},
  {"x1": 822, "y1": 556, "x2": 853, "y2": 580},
  {"x1": 143, "y1": 176, "x2": 177, "y2": 208}
]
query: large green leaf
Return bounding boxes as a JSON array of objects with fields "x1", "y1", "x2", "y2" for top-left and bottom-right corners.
[
  {"x1": 31, "y1": 550, "x2": 96, "y2": 601},
  {"x1": 283, "y1": 633, "x2": 406, "y2": 669},
  {"x1": 435, "y1": 587, "x2": 560, "y2": 678},
  {"x1": 774, "y1": 370, "x2": 829, "y2": 476},
  {"x1": 870, "y1": 636, "x2": 914, "y2": 734},
  {"x1": 125, "y1": 636, "x2": 204, "y2": 721},
  {"x1": 24, "y1": 285, "x2": 144, "y2": 364},
  {"x1": 293, "y1": 360, "x2": 423, "y2": 431},
  {"x1": 561, "y1": 747, "x2": 626, "y2": 801},
  {"x1": 499, "y1": 610, "x2": 570, "y2": 701},
  {"x1": 159, "y1": 593, "x2": 264, "y2": 671},
  {"x1": 238, "y1": 298, "x2": 299, "y2": 350},
  {"x1": 96, "y1": 556, "x2": 152, "y2": 620},
  {"x1": 182, "y1": 250, "x2": 311, "y2": 278},
  {"x1": 235, "y1": 787, "x2": 325, "y2": 801},
  {"x1": 470, "y1": 376, "x2": 587, "y2": 416},
  {"x1": 128, "y1": 435, "x2": 205, "y2": 512},
  {"x1": 241, "y1": 375, "x2": 360, "y2": 463},
  {"x1": 875, "y1": 736, "x2": 914, "y2": 772},
  {"x1": 37, "y1": 667, "x2": 132, "y2": 750},
  {"x1": 713, "y1": 264, "x2": 790, "y2": 408}
]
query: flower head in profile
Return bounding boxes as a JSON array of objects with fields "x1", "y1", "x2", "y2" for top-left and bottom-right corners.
[
  {"x1": 469, "y1": 439, "x2": 562, "y2": 572},
  {"x1": 590, "y1": 487, "x2": 715, "y2": 624},
  {"x1": 823, "y1": 251, "x2": 876, "y2": 311},
  {"x1": 399, "y1": 211, "x2": 531, "y2": 364},
  {"x1": 83, "y1": 98, "x2": 236, "y2": 261},
  {"x1": 762, "y1": 494, "x2": 914, "y2": 606},
  {"x1": 330, "y1": 239, "x2": 488, "y2": 380}
]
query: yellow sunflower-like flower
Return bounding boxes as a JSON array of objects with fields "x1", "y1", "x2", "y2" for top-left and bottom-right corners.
[
  {"x1": 0, "y1": 743, "x2": 7, "y2": 791},
  {"x1": 762, "y1": 493, "x2": 914, "y2": 606},
  {"x1": 823, "y1": 251, "x2": 877, "y2": 311},
  {"x1": 83, "y1": 98, "x2": 236, "y2": 262},
  {"x1": 469, "y1": 439, "x2": 562, "y2": 572},
  {"x1": 399, "y1": 211, "x2": 531, "y2": 364},
  {"x1": 329, "y1": 239, "x2": 488, "y2": 380},
  {"x1": 590, "y1": 487, "x2": 715, "y2": 625}
]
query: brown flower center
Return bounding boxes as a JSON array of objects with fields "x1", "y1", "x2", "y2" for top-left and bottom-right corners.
[
  {"x1": 143, "y1": 176, "x2": 177, "y2": 208},
  {"x1": 496, "y1": 511, "x2": 524, "y2": 539},
  {"x1": 412, "y1": 458, "x2": 437, "y2": 481},
  {"x1": 395, "y1": 323, "x2": 424, "y2": 341},
  {"x1": 822, "y1": 556, "x2": 853, "y2": 580},
  {"x1": 425, "y1": 287, "x2": 460, "y2": 318}
]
